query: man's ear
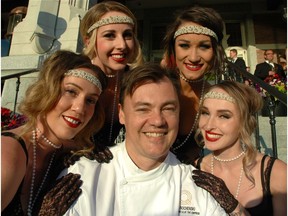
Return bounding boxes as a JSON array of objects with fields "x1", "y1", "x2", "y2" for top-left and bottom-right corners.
[{"x1": 118, "y1": 104, "x2": 125, "y2": 125}]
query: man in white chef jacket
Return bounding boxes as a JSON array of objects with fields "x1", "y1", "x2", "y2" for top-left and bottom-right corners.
[{"x1": 62, "y1": 63, "x2": 227, "y2": 216}]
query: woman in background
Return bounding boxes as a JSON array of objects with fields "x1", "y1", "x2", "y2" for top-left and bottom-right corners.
[
  {"x1": 80, "y1": 1, "x2": 143, "y2": 161},
  {"x1": 162, "y1": 6, "x2": 226, "y2": 164}
]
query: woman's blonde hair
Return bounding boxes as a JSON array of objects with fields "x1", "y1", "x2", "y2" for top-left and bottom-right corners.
[
  {"x1": 19, "y1": 50, "x2": 107, "y2": 148},
  {"x1": 80, "y1": 1, "x2": 143, "y2": 69},
  {"x1": 197, "y1": 81, "x2": 263, "y2": 185}
]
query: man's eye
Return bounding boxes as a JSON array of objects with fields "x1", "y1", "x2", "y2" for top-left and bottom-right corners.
[{"x1": 163, "y1": 107, "x2": 176, "y2": 112}]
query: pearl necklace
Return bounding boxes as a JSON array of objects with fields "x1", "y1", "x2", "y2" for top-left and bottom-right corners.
[
  {"x1": 172, "y1": 80, "x2": 205, "y2": 151},
  {"x1": 36, "y1": 128, "x2": 62, "y2": 149},
  {"x1": 108, "y1": 74, "x2": 119, "y2": 143},
  {"x1": 106, "y1": 74, "x2": 117, "y2": 78},
  {"x1": 210, "y1": 154, "x2": 244, "y2": 199},
  {"x1": 178, "y1": 70, "x2": 204, "y2": 83},
  {"x1": 213, "y1": 151, "x2": 245, "y2": 162},
  {"x1": 27, "y1": 130, "x2": 56, "y2": 216}
]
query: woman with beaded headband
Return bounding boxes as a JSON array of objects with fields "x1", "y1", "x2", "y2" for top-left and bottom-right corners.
[
  {"x1": 162, "y1": 6, "x2": 227, "y2": 164},
  {"x1": 192, "y1": 81, "x2": 287, "y2": 215},
  {"x1": 79, "y1": 1, "x2": 144, "y2": 162},
  {"x1": 1, "y1": 50, "x2": 107, "y2": 215}
]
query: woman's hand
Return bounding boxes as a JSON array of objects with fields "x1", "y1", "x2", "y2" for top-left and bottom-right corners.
[
  {"x1": 192, "y1": 169, "x2": 238, "y2": 214},
  {"x1": 38, "y1": 173, "x2": 82, "y2": 216},
  {"x1": 63, "y1": 145, "x2": 113, "y2": 167}
]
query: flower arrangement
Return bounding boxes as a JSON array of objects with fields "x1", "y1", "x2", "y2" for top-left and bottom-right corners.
[
  {"x1": 255, "y1": 73, "x2": 287, "y2": 97},
  {"x1": 1, "y1": 107, "x2": 27, "y2": 131}
]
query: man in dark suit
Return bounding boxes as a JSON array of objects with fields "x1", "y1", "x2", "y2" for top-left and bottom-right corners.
[
  {"x1": 228, "y1": 49, "x2": 246, "y2": 82},
  {"x1": 254, "y1": 49, "x2": 285, "y2": 81}
]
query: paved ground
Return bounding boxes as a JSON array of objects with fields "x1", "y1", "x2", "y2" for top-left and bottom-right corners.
[{"x1": 257, "y1": 116, "x2": 287, "y2": 162}]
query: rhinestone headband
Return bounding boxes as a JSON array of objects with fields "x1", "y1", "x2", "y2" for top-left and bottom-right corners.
[
  {"x1": 87, "y1": 15, "x2": 134, "y2": 34},
  {"x1": 203, "y1": 91, "x2": 235, "y2": 103},
  {"x1": 65, "y1": 69, "x2": 102, "y2": 93},
  {"x1": 174, "y1": 25, "x2": 218, "y2": 41}
]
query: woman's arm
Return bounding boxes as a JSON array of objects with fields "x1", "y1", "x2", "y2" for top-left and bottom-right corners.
[{"x1": 1, "y1": 135, "x2": 27, "y2": 210}]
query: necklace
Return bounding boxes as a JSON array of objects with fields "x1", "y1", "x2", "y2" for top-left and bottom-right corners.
[
  {"x1": 213, "y1": 151, "x2": 245, "y2": 162},
  {"x1": 27, "y1": 130, "x2": 56, "y2": 216},
  {"x1": 210, "y1": 154, "x2": 244, "y2": 199},
  {"x1": 172, "y1": 80, "x2": 205, "y2": 151},
  {"x1": 178, "y1": 70, "x2": 204, "y2": 83},
  {"x1": 106, "y1": 74, "x2": 117, "y2": 78},
  {"x1": 108, "y1": 74, "x2": 119, "y2": 143},
  {"x1": 36, "y1": 128, "x2": 62, "y2": 149},
  {"x1": 91, "y1": 58, "x2": 116, "y2": 78}
]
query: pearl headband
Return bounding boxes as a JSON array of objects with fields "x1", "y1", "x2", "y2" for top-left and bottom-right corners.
[
  {"x1": 65, "y1": 69, "x2": 102, "y2": 93},
  {"x1": 203, "y1": 91, "x2": 235, "y2": 103},
  {"x1": 87, "y1": 15, "x2": 134, "y2": 34},
  {"x1": 174, "y1": 25, "x2": 218, "y2": 41}
]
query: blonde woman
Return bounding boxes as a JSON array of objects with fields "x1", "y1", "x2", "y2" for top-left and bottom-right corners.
[
  {"x1": 193, "y1": 81, "x2": 287, "y2": 215},
  {"x1": 1, "y1": 50, "x2": 106, "y2": 215},
  {"x1": 80, "y1": 1, "x2": 144, "y2": 162}
]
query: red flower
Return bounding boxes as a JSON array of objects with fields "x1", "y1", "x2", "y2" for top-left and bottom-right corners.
[{"x1": 1, "y1": 107, "x2": 27, "y2": 130}]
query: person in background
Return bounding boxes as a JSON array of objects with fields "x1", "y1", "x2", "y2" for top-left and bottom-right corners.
[
  {"x1": 279, "y1": 48, "x2": 287, "y2": 76},
  {"x1": 61, "y1": 63, "x2": 243, "y2": 216},
  {"x1": 193, "y1": 81, "x2": 287, "y2": 216},
  {"x1": 1, "y1": 50, "x2": 107, "y2": 215},
  {"x1": 162, "y1": 6, "x2": 227, "y2": 165},
  {"x1": 228, "y1": 48, "x2": 246, "y2": 83},
  {"x1": 79, "y1": 1, "x2": 144, "y2": 162},
  {"x1": 244, "y1": 66, "x2": 253, "y2": 86},
  {"x1": 254, "y1": 49, "x2": 285, "y2": 81}
]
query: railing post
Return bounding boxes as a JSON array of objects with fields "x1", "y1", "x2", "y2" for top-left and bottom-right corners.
[
  {"x1": 13, "y1": 76, "x2": 21, "y2": 115},
  {"x1": 267, "y1": 96, "x2": 278, "y2": 158}
]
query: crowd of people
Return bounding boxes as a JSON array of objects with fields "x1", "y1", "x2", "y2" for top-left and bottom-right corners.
[{"x1": 1, "y1": 1, "x2": 287, "y2": 216}]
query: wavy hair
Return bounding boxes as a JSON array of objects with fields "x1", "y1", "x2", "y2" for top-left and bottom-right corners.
[
  {"x1": 80, "y1": 1, "x2": 143, "y2": 69},
  {"x1": 19, "y1": 50, "x2": 107, "y2": 148}
]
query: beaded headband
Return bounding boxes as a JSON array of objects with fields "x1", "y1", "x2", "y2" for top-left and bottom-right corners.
[
  {"x1": 203, "y1": 91, "x2": 235, "y2": 103},
  {"x1": 87, "y1": 15, "x2": 134, "y2": 34},
  {"x1": 64, "y1": 69, "x2": 102, "y2": 93},
  {"x1": 174, "y1": 25, "x2": 218, "y2": 41}
]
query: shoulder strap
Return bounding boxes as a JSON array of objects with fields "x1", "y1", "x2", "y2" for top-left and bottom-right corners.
[
  {"x1": 260, "y1": 155, "x2": 276, "y2": 195},
  {"x1": 260, "y1": 155, "x2": 267, "y2": 192},
  {"x1": 2, "y1": 132, "x2": 28, "y2": 165}
]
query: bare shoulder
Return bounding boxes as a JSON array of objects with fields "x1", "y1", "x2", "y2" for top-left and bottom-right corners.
[
  {"x1": 1, "y1": 128, "x2": 30, "y2": 209},
  {"x1": 1, "y1": 128, "x2": 29, "y2": 171}
]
